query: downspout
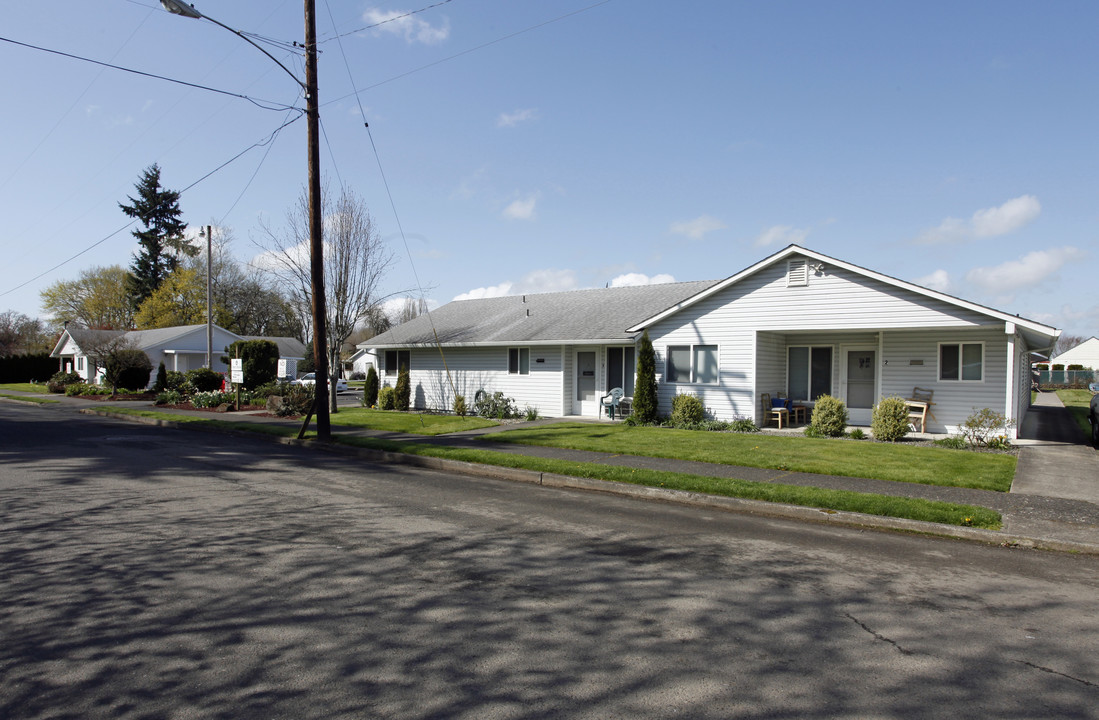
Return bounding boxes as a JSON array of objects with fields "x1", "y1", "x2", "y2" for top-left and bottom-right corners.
[{"x1": 1004, "y1": 322, "x2": 1017, "y2": 439}]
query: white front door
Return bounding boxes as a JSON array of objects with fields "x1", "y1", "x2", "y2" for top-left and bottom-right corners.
[
  {"x1": 842, "y1": 347, "x2": 877, "y2": 426},
  {"x1": 574, "y1": 350, "x2": 598, "y2": 416}
]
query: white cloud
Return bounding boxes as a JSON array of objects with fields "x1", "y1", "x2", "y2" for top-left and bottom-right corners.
[
  {"x1": 669, "y1": 215, "x2": 727, "y2": 240},
  {"x1": 503, "y1": 194, "x2": 537, "y2": 220},
  {"x1": 454, "y1": 269, "x2": 579, "y2": 302},
  {"x1": 497, "y1": 109, "x2": 537, "y2": 128},
  {"x1": 916, "y1": 195, "x2": 1041, "y2": 244},
  {"x1": 913, "y1": 269, "x2": 952, "y2": 293},
  {"x1": 362, "y1": 8, "x2": 449, "y2": 45},
  {"x1": 753, "y1": 224, "x2": 809, "y2": 248},
  {"x1": 964, "y1": 246, "x2": 1085, "y2": 301},
  {"x1": 609, "y1": 273, "x2": 676, "y2": 287}
]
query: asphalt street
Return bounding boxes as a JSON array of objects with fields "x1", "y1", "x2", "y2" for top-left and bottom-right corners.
[{"x1": 2, "y1": 402, "x2": 1098, "y2": 718}]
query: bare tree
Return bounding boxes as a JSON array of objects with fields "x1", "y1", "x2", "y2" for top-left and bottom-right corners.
[
  {"x1": 395, "y1": 296, "x2": 429, "y2": 325},
  {"x1": 0, "y1": 311, "x2": 54, "y2": 355},
  {"x1": 257, "y1": 183, "x2": 399, "y2": 412}
]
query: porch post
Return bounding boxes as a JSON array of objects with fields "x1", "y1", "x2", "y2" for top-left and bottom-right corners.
[{"x1": 1004, "y1": 322, "x2": 1018, "y2": 439}]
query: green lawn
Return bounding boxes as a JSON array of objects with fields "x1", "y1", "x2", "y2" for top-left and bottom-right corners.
[
  {"x1": 91, "y1": 407, "x2": 1002, "y2": 530},
  {"x1": 329, "y1": 408, "x2": 499, "y2": 436},
  {"x1": 486, "y1": 423, "x2": 1017, "y2": 492},
  {"x1": 0, "y1": 383, "x2": 50, "y2": 394},
  {"x1": 0, "y1": 393, "x2": 59, "y2": 404},
  {"x1": 1056, "y1": 390, "x2": 1094, "y2": 440}
]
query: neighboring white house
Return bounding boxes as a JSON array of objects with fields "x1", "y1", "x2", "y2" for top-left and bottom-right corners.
[
  {"x1": 357, "y1": 245, "x2": 1060, "y2": 437},
  {"x1": 50, "y1": 324, "x2": 308, "y2": 386},
  {"x1": 1048, "y1": 337, "x2": 1099, "y2": 369}
]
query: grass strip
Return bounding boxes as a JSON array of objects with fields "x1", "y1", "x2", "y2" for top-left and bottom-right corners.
[
  {"x1": 0, "y1": 383, "x2": 50, "y2": 394},
  {"x1": 485, "y1": 423, "x2": 1016, "y2": 492},
  {"x1": 88, "y1": 408, "x2": 1002, "y2": 529},
  {"x1": 331, "y1": 435, "x2": 1001, "y2": 530},
  {"x1": 328, "y1": 407, "x2": 499, "y2": 435},
  {"x1": 0, "y1": 393, "x2": 59, "y2": 404}
]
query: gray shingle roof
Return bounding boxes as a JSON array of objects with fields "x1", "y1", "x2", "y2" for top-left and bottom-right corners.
[{"x1": 366, "y1": 280, "x2": 720, "y2": 347}]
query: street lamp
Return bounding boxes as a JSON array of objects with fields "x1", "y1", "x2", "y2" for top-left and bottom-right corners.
[{"x1": 162, "y1": 0, "x2": 331, "y2": 440}]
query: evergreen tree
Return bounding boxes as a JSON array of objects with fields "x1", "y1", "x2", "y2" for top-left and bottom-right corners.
[
  {"x1": 120, "y1": 164, "x2": 194, "y2": 309},
  {"x1": 632, "y1": 331, "x2": 658, "y2": 424},
  {"x1": 395, "y1": 363, "x2": 411, "y2": 411},
  {"x1": 363, "y1": 365, "x2": 379, "y2": 407}
]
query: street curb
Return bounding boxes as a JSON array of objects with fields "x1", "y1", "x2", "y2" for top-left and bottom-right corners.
[{"x1": 80, "y1": 408, "x2": 1099, "y2": 557}]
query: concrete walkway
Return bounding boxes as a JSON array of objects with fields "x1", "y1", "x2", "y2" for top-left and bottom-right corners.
[
  {"x1": 1013, "y1": 391, "x2": 1099, "y2": 503},
  {"x1": 4, "y1": 388, "x2": 1099, "y2": 553}
]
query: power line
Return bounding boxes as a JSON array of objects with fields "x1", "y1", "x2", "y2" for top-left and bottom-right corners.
[
  {"x1": 0, "y1": 113, "x2": 304, "y2": 300},
  {"x1": 0, "y1": 35, "x2": 299, "y2": 112},
  {"x1": 323, "y1": 0, "x2": 614, "y2": 106},
  {"x1": 321, "y1": 0, "x2": 455, "y2": 44}
]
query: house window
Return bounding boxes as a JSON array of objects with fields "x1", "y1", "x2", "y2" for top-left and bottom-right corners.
[
  {"x1": 508, "y1": 348, "x2": 529, "y2": 375},
  {"x1": 385, "y1": 350, "x2": 410, "y2": 377},
  {"x1": 940, "y1": 342, "x2": 983, "y2": 381},
  {"x1": 77, "y1": 357, "x2": 85, "y2": 371},
  {"x1": 607, "y1": 346, "x2": 636, "y2": 396},
  {"x1": 666, "y1": 345, "x2": 719, "y2": 385},
  {"x1": 788, "y1": 346, "x2": 832, "y2": 401}
]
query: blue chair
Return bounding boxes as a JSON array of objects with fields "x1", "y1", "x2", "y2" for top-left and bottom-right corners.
[{"x1": 600, "y1": 387, "x2": 625, "y2": 419}]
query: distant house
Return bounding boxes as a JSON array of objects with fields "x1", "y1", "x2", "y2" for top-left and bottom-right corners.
[
  {"x1": 357, "y1": 245, "x2": 1060, "y2": 437},
  {"x1": 1048, "y1": 337, "x2": 1099, "y2": 370},
  {"x1": 50, "y1": 324, "x2": 308, "y2": 386}
]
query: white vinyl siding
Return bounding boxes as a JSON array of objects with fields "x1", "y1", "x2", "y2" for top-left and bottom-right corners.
[{"x1": 381, "y1": 345, "x2": 566, "y2": 416}]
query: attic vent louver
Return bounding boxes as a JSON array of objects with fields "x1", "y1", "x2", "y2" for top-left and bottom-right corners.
[{"x1": 787, "y1": 259, "x2": 809, "y2": 287}]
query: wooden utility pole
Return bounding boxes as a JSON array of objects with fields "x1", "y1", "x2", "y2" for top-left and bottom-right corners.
[{"x1": 304, "y1": 0, "x2": 330, "y2": 441}]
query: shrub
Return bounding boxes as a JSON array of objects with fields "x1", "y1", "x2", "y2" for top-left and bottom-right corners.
[
  {"x1": 670, "y1": 393, "x2": 705, "y2": 426},
  {"x1": 364, "y1": 366, "x2": 379, "y2": 408},
  {"x1": 165, "y1": 370, "x2": 189, "y2": 391},
  {"x1": 1052, "y1": 364, "x2": 1064, "y2": 371},
  {"x1": 810, "y1": 395, "x2": 848, "y2": 437},
  {"x1": 394, "y1": 364, "x2": 411, "y2": 411},
  {"x1": 274, "y1": 384, "x2": 314, "y2": 417},
  {"x1": 632, "y1": 331, "x2": 658, "y2": 424},
  {"x1": 225, "y1": 340, "x2": 280, "y2": 389},
  {"x1": 155, "y1": 389, "x2": 183, "y2": 405},
  {"x1": 349, "y1": 371, "x2": 366, "y2": 381},
  {"x1": 249, "y1": 382, "x2": 285, "y2": 400},
  {"x1": 728, "y1": 417, "x2": 760, "y2": 433},
  {"x1": 378, "y1": 385, "x2": 396, "y2": 410},
  {"x1": 524, "y1": 404, "x2": 540, "y2": 421},
  {"x1": 187, "y1": 367, "x2": 224, "y2": 392},
  {"x1": 933, "y1": 435, "x2": 969, "y2": 450},
  {"x1": 871, "y1": 396, "x2": 910, "y2": 442},
  {"x1": 803, "y1": 424, "x2": 826, "y2": 438},
  {"x1": 47, "y1": 371, "x2": 82, "y2": 394},
  {"x1": 152, "y1": 362, "x2": 168, "y2": 392},
  {"x1": 960, "y1": 407, "x2": 1016, "y2": 448},
  {"x1": 474, "y1": 390, "x2": 516, "y2": 419},
  {"x1": 104, "y1": 348, "x2": 152, "y2": 392},
  {"x1": 191, "y1": 391, "x2": 234, "y2": 409},
  {"x1": 453, "y1": 393, "x2": 467, "y2": 417},
  {"x1": 847, "y1": 428, "x2": 867, "y2": 440}
]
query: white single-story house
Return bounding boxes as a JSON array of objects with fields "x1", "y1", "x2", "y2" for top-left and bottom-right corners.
[
  {"x1": 50, "y1": 324, "x2": 308, "y2": 386},
  {"x1": 1048, "y1": 337, "x2": 1099, "y2": 370},
  {"x1": 357, "y1": 245, "x2": 1060, "y2": 437}
]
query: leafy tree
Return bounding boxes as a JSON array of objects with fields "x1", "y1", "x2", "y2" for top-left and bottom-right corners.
[
  {"x1": 0, "y1": 310, "x2": 53, "y2": 355},
  {"x1": 225, "y1": 339, "x2": 279, "y2": 389},
  {"x1": 39, "y1": 265, "x2": 134, "y2": 330},
  {"x1": 258, "y1": 182, "x2": 401, "y2": 414},
  {"x1": 103, "y1": 348, "x2": 152, "y2": 393},
  {"x1": 120, "y1": 164, "x2": 194, "y2": 308},
  {"x1": 364, "y1": 365, "x2": 379, "y2": 407},
  {"x1": 631, "y1": 331, "x2": 658, "y2": 424},
  {"x1": 395, "y1": 364, "x2": 411, "y2": 411},
  {"x1": 134, "y1": 267, "x2": 221, "y2": 329}
]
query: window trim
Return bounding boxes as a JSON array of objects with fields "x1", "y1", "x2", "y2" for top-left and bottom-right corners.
[
  {"x1": 939, "y1": 341, "x2": 984, "y2": 382},
  {"x1": 508, "y1": 347, "x2": 530, "y2": 375},
  {"x1": 664, "y1": 344, "x2": 720, "y2": 386}
]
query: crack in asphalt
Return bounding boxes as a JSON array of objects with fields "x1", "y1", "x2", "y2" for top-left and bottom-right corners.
[{"x1": 844, "y1": 612, "x2": 915, "y2": 656}]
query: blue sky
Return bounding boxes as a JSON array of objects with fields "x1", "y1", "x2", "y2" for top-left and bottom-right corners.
[{"x1": 2, "y1": 1, "x2": 1096, "y2": 337}]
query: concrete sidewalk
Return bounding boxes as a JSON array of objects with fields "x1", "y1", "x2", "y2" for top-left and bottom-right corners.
[{"x1": 4, "y1": 388, "x2": 1098, "y2": 553}]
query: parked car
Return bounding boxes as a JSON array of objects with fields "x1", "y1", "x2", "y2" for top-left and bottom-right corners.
[{"x1": 294, "y1": 373, "x2": 348, "y2": 393}]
